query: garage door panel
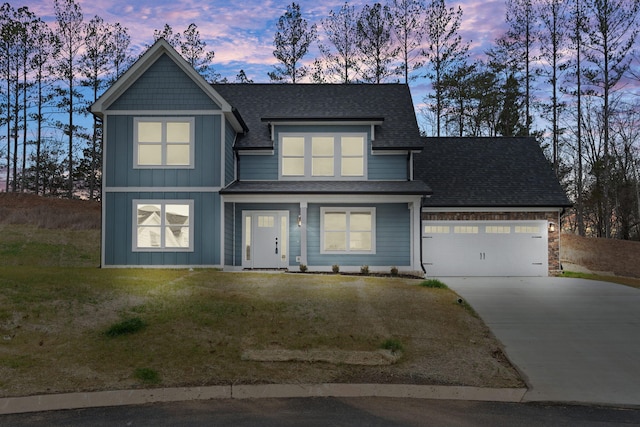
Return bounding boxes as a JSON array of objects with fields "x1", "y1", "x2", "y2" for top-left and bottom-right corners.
[{"x1": 422, "y1": 220, "x2": 548, "y2": 277}]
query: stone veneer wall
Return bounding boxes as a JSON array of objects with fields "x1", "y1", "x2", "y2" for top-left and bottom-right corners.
[{"x1": 421, "y1": 211, "x2": 561, "y2": 274}]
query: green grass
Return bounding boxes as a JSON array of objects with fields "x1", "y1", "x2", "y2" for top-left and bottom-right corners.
[
  {"x1": 0, "y1": 223, "x2": 526, "y2": 396},
  {"x1": 0, "y1": 225, "x2": 100, "y2": 267},
  {"x1": 134, "y1": 367, "x2": 161, "y2": 384},
  {"x1": 380, "y1": 338, "x2": 404, "y2": 353},
  {"x1": 419, "y1": 279, "x2": 448, "y2": 289},
  {"x1": 105, "y1": 317, "x2": 147, "y2": 337}
]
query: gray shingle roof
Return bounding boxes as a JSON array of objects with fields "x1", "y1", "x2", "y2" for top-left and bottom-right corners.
[
  {"x1": 414, "y1": 137, "x2": 572, "y2": 208},
  {"x1": 221, "y1": 180, "x2": 432, "y2": 195},
  {"x1": 211, "y1": 83, "x2": 423, "y2": 150}
]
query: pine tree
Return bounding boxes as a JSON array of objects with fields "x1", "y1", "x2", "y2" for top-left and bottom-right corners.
[{"x1": 269, "y1": 3, "x2": 317, "y2": 83}]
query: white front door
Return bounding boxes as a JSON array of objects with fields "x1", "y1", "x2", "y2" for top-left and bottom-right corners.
[{"x1": 242, "y1": 211, "x2": 289, "y2": 269}]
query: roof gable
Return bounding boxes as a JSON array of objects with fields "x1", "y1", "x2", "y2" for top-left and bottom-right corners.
[
  {"x1": 414, "y1": 137, "x2": 572, "y2": 208},
  {"x1": 212, "y1": 83, "x2": 423, "y2": 151},
  {"x1": 90, "y1": 39, "x2": 244, "y2": 132}
]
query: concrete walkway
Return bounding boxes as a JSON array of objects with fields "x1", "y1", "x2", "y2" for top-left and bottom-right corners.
[{"x1": 445, "y1": 277, "x2": 640, "y2": 407}]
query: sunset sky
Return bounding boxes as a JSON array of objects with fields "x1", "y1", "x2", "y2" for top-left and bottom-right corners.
[{"x1": 24, "y1": 0, "x2": 509, "y2": 90}]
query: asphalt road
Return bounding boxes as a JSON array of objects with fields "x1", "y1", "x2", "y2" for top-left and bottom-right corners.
[{"x1": 2, "y1": 398, "x2": 639, "y2": 426}]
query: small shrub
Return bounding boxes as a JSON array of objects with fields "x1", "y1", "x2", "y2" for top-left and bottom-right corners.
[
  {"x1": 419, "y1": 279, "x2": 448, "y2": 289},
  {"x1": 380, "y1": 338, "x2": 404, "y2": 353},
  {"x1": 299, "y1": 263, "x2": 308, "y2": 273},
  {"x1": 332, "y1": 264, "x2": 340, "y2": 274},
  {"x1": 390, "y1": 266, "x2": 398, "y2": 276},
  {"x1": 104, "y1": 317, "x2": 146, "y2": 337},
  {"x1": 360, "y1": 265, "x2": 369, "y2": 275},
  {"x1": 134, "y1": 367, "x2": 161, "y2": 384}
]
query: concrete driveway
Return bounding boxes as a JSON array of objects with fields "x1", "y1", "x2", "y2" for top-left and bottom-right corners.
[{"x1": 444, "y1": 277, "x2": 640, "y2": 407}]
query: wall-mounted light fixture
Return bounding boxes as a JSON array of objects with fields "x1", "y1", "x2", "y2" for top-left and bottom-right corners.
[
  {"x1": 548, "y1": 222, "x2": 556, "y2": 233},
  {"x1": 297, "y1": 214, "x2": 302, "y2": 227}
]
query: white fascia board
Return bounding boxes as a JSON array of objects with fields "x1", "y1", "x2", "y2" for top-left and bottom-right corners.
[
  {"x1": 421, "y1": 206, "x2": 565, "y2": 213},
  {"x1": 222, "y1": 194, "x2": 422, "y2": 204}
]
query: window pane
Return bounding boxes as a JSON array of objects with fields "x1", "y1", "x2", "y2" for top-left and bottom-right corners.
[
  {"x1": 166, "y1": 144, "x2": 190, "y2": 165},
  {"x1": 350, "y1": 231, "x2": 372, "y2": 250},
  {"x1": 324, "y1": 231, "x2": 346, "y2": 251},
  {"x1": 138, "y1": 144, "x2": 162, "y2": 165},
  {"x1": 282, "y1": 137, "x2": 305, "y2": 156},
  {"x1": 324, "y1": 212, "x2": 346, "y2": 230},
  {"x1": 245, "y1": 216, "x2": 251, "y2": 261},
  {"x1": 350, "y1": 213, "x2": 371, "y2": 230},
  {"x1": 166, "y1": 122, "x2": 190, "y2": 143},
  {"x1": 165, "y1": 226, "x2": 189, "y2": 248},
  {"x1": 341, "y1": 137, "x2": 364, "y2": 156},
  {"x1": 137, "y1": 226, "x2": 161, "y2": 248},
  {"x1": 137, "y1": 204, "x2": 161, "y2": 225},
  {"x1": 165, "y1": 204, "x2": 190, "y2": 225},
  {"x1": 312, "y1": 137, "x2": 334, "y2": 156},
  {"x1": 312, "y1": 158, "x2": 334, "y2": 176},
  {"x1": 341, "y1": 157, "x2": 364, "y2": 176},
  {"x1": 138, "y1": 122, "x2": 162, "y2": 142},
  {"x1": 282, "y1": 158, "x2": 305, "y2": 175}
]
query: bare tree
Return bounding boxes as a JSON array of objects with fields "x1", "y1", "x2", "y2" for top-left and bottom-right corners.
[{"x1": 583, "y1": 0, "x2": 640, "y2": 238}]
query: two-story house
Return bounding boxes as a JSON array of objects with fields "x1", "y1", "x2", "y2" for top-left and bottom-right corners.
[
  {"x1": 92, "y1": 39, "x2": 571, "y2": 276},
  {"x1": 91, "y1": 39, "x2": 430, "y2": 273}
]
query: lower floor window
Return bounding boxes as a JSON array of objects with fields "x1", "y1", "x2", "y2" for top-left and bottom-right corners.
[
  {"x1": 133, "y1": 200, "x2": 194, "y2": 251},
  {"x1": 321, "y1": 207, "x2": 375, "y2": 254}
]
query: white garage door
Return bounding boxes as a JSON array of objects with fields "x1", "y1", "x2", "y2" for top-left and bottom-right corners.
[{"x1": 422, "y1": 220, "x2": 548, "y2": 276}]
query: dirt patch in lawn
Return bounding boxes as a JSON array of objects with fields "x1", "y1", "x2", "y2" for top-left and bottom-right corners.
[{"x1": 0, "y1": 269, "x2": 524, "y2": 397}]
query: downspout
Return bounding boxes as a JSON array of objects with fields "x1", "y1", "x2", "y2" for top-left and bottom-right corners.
[{"x1": 419, "y1": 196, "x2": 426, "y2": 275}]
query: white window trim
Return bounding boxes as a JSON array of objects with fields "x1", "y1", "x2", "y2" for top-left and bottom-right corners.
[
  {"x1": 132, "y1": 199, "x2": 195, "y2": 252},
  {"x1": 133, "y1": 117, "x2": 195, "y2": 169},
  {"x1": 320, "y1": 207, "x2": 376, "y2": 254},
  {"x1": 279, "y1": 132, "x2": 368, "y2": 180}
]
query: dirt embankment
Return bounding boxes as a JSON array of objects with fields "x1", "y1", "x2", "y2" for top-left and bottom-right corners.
[
  {"x1": 561, "y1": 233, "x2": 640, "y2": 278},
  {"x1": 0, "y1": 193, "x2": 100, "y2": 230}
]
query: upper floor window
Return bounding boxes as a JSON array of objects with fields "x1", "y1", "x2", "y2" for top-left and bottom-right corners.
[
  {"x1": 280, "y1": 133, "x2": 366, "y2": 179},
  {"x1": 134, "y1": 118, "x2": 194, "y2": 168}
]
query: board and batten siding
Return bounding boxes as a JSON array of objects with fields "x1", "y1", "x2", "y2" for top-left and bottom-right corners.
[
  {"x1": 225, "y1": 122, "x2": 236, "y2": 185},
  {"x1": 107, "y1": 53, "x2": 220, "y2": 111},
  {"x1": 306, "y1": 203, "x2": 411, "y2": 267},
  {"x1": 103, "y1": 192, "x2": 220, "y2": 266},
  {"x1": 105, "y1": 115, "x2": 222, "y2": 188}
]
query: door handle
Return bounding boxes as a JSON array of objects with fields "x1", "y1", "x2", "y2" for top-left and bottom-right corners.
[{"x1": 275, "y1": 237, "x2": 278, "y2": 254}]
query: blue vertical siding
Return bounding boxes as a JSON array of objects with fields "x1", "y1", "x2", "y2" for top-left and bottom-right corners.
[
  {"x1": 225, "y1": 122, "x2": 236, "y2": 185},
  {"x1": 306, "y1": 203, "x2": 410, "y2": 267},
  {"x1": 238, "y1": 154, "x2": 278, "y2": 180},
  {"x1": 224, "y1": 202, "x2": 234, "y2": 265},
  {"x1": 105, "y1": 115, "x2": 221, "y2": 187},
  {"x1": 369, "y1": 154, "x2": 407, "y2": 180},
  {"x1": 107, "y1": 54, "x2": 220, "y2": 110},
  {"x1": 103, "y1": 192, "x2": 220, "y2": 266}
]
